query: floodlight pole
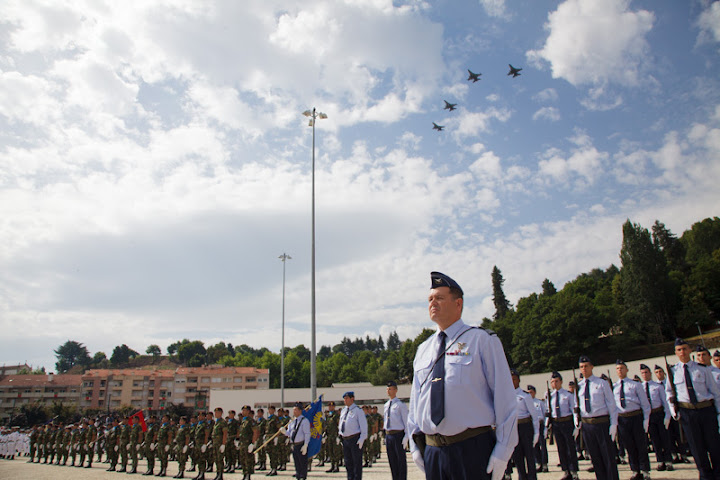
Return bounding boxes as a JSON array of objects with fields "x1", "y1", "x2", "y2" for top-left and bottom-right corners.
[{"x1": 279, "y1": 253, "x2": 291, "y2": 409}]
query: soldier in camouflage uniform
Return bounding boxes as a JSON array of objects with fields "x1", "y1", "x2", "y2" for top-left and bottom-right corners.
[
  {"x1": 362, "y1": 406, "x2": 374, "y2": 468},
  {"x1": 174, "y1": 416, "x2": 191, "y2": 478},
  {"x1": 53, "y1": 423, "x2": 65, "y2": 465},
  {"x1": 324, "y1": 402, "x2": 341, "y2": 472},
  {"x1": 118, "y1": 417, "x2": 131, "y2": 472},
  {"x1": 106, "y1": 418, "x2": 120, "y2": 471},
  {"x1": 204, "y1": 412, "x2": 215, "y2": 473},
  {"x1": 238, "y1": 405, "x2": 256, "y2": 480},
  {"x1": 371, "y1": 406, "x2": 382, "y2": 461},
  {"x1": 45, "y1": 423, "x2": 57, "y2": 464},
  {"x1": 129, "y1": 414, "x2": 144, "y2": 473},
  {"x1": 85, "y1": 417, "x2": 97, "y2": 468},
  {"x1": 28, "y1": 425, "x2": 38, "y2": 463},
  {"x1": 77, "y1": 420, "x2": 89, "y2": 467},
  {"x1": 281, "y1": 409, "x2": 292, "y2": 471},
  {"x1": 210, "y1": 408, "x2": 228, "y2": 479},
  {"x1": 187, "y1": 416, "x2": 197, "y2": 473},
  {"x1": 36, "y1": 425, "x2": 46, "y2": 463},
  {"x1": 144, "y1": 415, "x2": 159, "y2": 475},
  {"x1": 255, "y1": 409, "x2": 267, "y2": 471},
  {"x1": 193, "y1": 413, "x2": 210, "y2": 479},
  {"x1": 224, "y1": 410, "x2": 239, "y2": 474},
  {"x1": 264, "y1": 406, "x2": 281, "y2": 476},
  {"x1": 157, "y1": 414, "x2": 174, "y2": 477}
]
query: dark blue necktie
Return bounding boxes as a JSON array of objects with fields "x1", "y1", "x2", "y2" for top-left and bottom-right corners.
[
  {"x1": 684, "y1": 364, "x2": 698, "y2": 404},
  {"x1": 620, "y1": 380, "x2": 626, "y2": 408},
  {"x1": 645, "y1": 383, "x2": 651, "y2": 404},
  {"x1": 584, "y1": 380, "x2": 591, "y2": 413},
  {"x1": 386, "y1": 401, "x2": 392, "y2": 430},
  {"x1": 554, "y1": 391, "x2": 560, "y2": 418},
  {"x1": 430, "y1": 331, "x2": 446, "y2": 426}
]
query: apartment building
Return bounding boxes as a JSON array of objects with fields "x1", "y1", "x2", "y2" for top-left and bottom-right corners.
[
  {"x1": 0, "y1": 373, "x2": 83, "y2": 421},
  {"x1": 173, "y1": 366, "x2": 269, "y2": 410},
  {"x1": 81, "y1": 369, "x2": 175, "y2": 410}
]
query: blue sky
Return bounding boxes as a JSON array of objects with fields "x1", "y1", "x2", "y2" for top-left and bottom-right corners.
[{"x1": 1, "y1": 0, "x2": 719, "y2": 372}]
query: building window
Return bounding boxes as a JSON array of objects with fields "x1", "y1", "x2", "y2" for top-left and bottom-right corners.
[
  {"x1": 246, "y1": 377, "x2": 256, "y2": 382},
  {"x1": 187, "y1": 377, "x2": 197, "y2": 383},
  {"x1": 211, "y1": 377, "x2": 222, "y2": 383},
  {"x1": 201, "y1": 378, "x2": 210, "y2": 383},
  {"x1": 100, "y1": 380, "x2": 106, "y2": 387}
]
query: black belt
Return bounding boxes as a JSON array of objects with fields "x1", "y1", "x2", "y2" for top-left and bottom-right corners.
[
  {"x1": 386, "y1": 430, "x2": 404, "y2": 435},
  {"x1": 424, "y1": 426, "x2": 492, "y2": 447},
  {"x1": 678, "y1": 399, "x2": 714, "y2": 410},
  {"x1": 651, "y1": 407, "x2": 664, "y2": 414},
  {"x1": 554, "y1": 415, "x2": 573, "y2": 422},
  {"x1": 581, "y1": 415, "x2": 609, "y2": 425},
  {"x1": 517, "y1": 417, "x2": 533, "y2": 424},
  {"x1": 619, "y1": 409, "x2": 642, "y2": 418},
  {"x1": 293, "y1": 442, "x2": 304, "y2": 446},
  {"x1": 341, "y1": 433, "x2": 359, "y2": 440}
]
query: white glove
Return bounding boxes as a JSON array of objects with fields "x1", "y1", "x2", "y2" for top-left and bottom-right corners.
[
  {"x1": 572, "y1": 427, "x2": 580, "y2": 439},
  {"x1": 126, "y1": 444, "x2": 131, "y2": 451},
  {"x1": 357, "y1": 439, "x2": 364, "y2": 450},
  {"x1": 219, "y1": 444, "x2": 225, "y2": 453},
  {"x1": 114, "y1": 445, "x2": 119, "y2": 452},
  {"x1": 609, "y1": 424, "x2": 617, "y2": 442},
  {"x1": 165, "y1": 444, "x2": 170, "y2": 452},
  {"x1": 182, "y1": 445, "x2": 188, "y2": 454},
  {"x1": 412, "y1": 449, "x2": 425, "y2": 473},
  {"x1": 371, "y1": 434, "x2": 376, "y2": 441},
  {"x1": 486, "y1": 453, "x2": 507, "y2": 480},
  {"x1": 248, "y1": 444, "x2": 254, "y2": 453},
  {"x1": 532, "y1": 433, "x2": 539, "y2": 446},
  {"x1": 301, "y1": 444, "x2": 308, "y2": 455},
  {"x1": 273, "y1": 437, "x2": 278, "y2": 446},
  {"x1": 201, "y1": 444, "x2": 207, "y2": 453},
  {"x1": 279, "y1": 427, "x2": 287, "y2": 435},
  {"x1": 234, "y1": 439, "x2": 240, "y2": 448},
  {"x1": 336, "y1": 437, "x2": 340, "y2": 445},
  {"x1": 322, "y1": 437, "x2": 325, "y2": 444},
  {"x1": 150, "y1": 443, "x2": 155, "y2": 451},
  {"x1": 402, "y1": 436, "x2": 409, "y2": 449},
  {"x1": 285, "y1": 438, "x2": 290, "y2": 445},
  {"x1": 664, "y1": 417, "x2": 671, "y2": 430},
  {"x1": 643, "y1": 419, "x2": 649, "y2": 433}
]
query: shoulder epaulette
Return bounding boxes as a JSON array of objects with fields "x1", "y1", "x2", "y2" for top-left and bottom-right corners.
[{"x1": 476, "y1": 326, "x2": 496, "y2": 336}]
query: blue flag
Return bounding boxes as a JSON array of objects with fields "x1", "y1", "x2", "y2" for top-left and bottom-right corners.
[{"x1": 302, "y1": 394, "x2": 323, "y2": 458}]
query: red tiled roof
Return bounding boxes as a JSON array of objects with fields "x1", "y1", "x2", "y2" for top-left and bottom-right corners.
[
  {"x1": 175, "y1": 366, "x2": 268, "y2": 375},
  {"x1": 82, "y1": 369, "x2": 175, "y2": 378}
]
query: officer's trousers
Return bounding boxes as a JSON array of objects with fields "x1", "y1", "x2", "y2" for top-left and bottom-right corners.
[
  {"x1": 341, "y1": 435, "x2": 362, "y2": 480},
  {"x1": 647, "y1": 410, "x2": 672, "y2": 464},
  {"x1": 679, "y1": 405, "x2": 720, "y2": 480},
  {"x1": 386, "y1": 432, "x2": 407, "y2": 480},
  {"x1": 553, "y1": 420, "x2": 578, "y2": 472},
  {"x1": 424, "y1": 429, "x2": 495, "y2": 480},
  {"x1": 581, "y1": 420, "x2": 619, "y2": 480},
  {"x1": 617, "y1": 413, "x2": 649, "y2": 473}
]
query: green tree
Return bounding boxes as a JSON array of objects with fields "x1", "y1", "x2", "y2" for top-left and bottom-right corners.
[
  {"x1": 146, "y1": 344, "x2": 161, "y2": 362},
  {"x1": 492, "y1": 266, "x2": 512, "y2": 320},
  {"x1": 109, "y1": 344, "x2": 139, "y2": 366},
  {"x1": 386, "y1": 331, "x2": 401, "y2": 351},
  {"x1": 177, "y1": 341, "x2": 206, "y2": 366},
  {"x1": 54, "y1": 340, "x2": 92, "y2": 373},
  {"x1": 541, "y1": 279, "x2": 557, "y2": 296}
]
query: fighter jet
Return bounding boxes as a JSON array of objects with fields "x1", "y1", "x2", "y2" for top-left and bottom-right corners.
[
  {"x1": 467, "y1": 69, "x2": 482, "y2": 82},
  {"x1": 443, "y1": 100, "x2": 457, "y2": 111},
  {"x1": 432, "y1": 122, "x2": 444, "y2": 131},
  {"x1": 507, "y1": 64, "x2": 522, "y2": 77}
]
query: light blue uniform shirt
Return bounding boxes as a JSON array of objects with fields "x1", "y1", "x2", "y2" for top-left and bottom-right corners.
[
  {"x1": 578, "y1": 375, "x2": 618, "y2": 427},
  {"x1": 339, "y1": 403, "x2": 368, "y2": 442},
  {"x1": 532, "y1": 397, "x2": 547, "y2": 421},
  {"x1": 613, "y1": 378, "x2": 651, "y2": 420},
  {"x1": 642, "y1": 380, "x2": 671, "y2": 423},
  {"x1": 515, "y1": 388, "x2": 540, "y2": 437},
  {"x1": 285, "y1": 415, "x2": 310, "y2": 446},
  {"x1": 383, "y1": 397, "x2": 408, "y2": 435},
  {"x1": 407, "y1": 319, "x2": 518, "y2": 463},
  {"x1": 710, "y1": 366, "x2": 720, "y2": 388},
  {"x1": 547, "y1": 388, "x2": 576, "y2": 418},
  {"x1": 665, "y1": 361, "x2": 720, "y2": 414}
]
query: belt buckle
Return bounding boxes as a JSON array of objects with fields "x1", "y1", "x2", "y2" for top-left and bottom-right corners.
[{"x1": 435, "y1": 434, "x2": 449, "y2": 447}]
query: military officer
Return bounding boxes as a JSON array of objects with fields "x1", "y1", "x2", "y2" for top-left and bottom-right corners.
[
  {"x1": 613, "y1": 359, "x2": 651, "y2": 480},
  {"x1": 192, "y1": 413, "x2": 210, "y2": 480},
  {"x1": 506, "y1": 370, "x2": 540, "y2": 480},
  {"x1": 339, "y1": 391, "x2": 367, "y2": 480},
  {"x1": 118, "y1": 417, "x2": 131, "y2": 472},
  {"x1": 408, "y1": 272, "x2": 518, "y2": 480},
  {"x1": 713, "y1": 350, "x2": 720, "y2": 370},
  {"x1": 547, "y1": 371, "x2": 579, "y2": 480},
  {"x1": 281, "y1": 402, "x2": 310, "y2": 480},
  {"x1": 384, "y1": 380, "x2": 409, "y2": 480},
  {"x1": 255, "y1": 409, "x2": 267, "y2": 471},
  {"x1": 638, "y1": 364, "x2": 673, "y2": 472},
  {"x1": 107, "y1": 418, "x2": 120, "y2": 471},
  {"x1": 223, "y1": 410, "x2": 239, "y2": 474},
  {"x1": 665, "y1": 337, "x2": 720, "y2": 479},
  {"x1": 528, "y1": 385, "x2": 549, "y2": 473},
  {"x1": 696, "y1": 346, "x2": 720, "y2": 388},
  {"x1": 85, "y1": 417, "x2": 97, "y2": 468},
  {"x1": 578, "y1": 355, "x2": 619, "y2": 480}
]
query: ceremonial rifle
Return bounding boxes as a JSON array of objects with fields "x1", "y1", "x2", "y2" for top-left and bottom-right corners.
[
  {"x1": 664, "y1": 356, "x2": 684, "y2": 444},
  {"x1": 572, "y1": 368, "x2": 584, "y2": 451},
  {"x1": 546, "y1": 380, "x2": 554, "y2": 445}
]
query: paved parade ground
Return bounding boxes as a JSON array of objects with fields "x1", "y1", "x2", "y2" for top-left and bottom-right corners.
[{"x1": 0, "y1": 447, "x2": 700, "y2": 480}]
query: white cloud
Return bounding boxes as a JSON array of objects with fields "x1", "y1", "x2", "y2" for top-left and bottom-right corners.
[
  {"x1": 450, "y1": 107, "x2": 512, "y2": 139},
  {"x1": 527, "y1": 0, "x2": 654, "y2": 87},
  {"x1": 537, "y1": 132, "x2": 608, "y2": 187},
  {"x1": 532, "y1": 106, "x2": 561, "y2": 122},
  {"x1": 478, "y1": 0, "x2": 506, "y2": 18},
  {"x1": 697, "y1": 1, "x2": 720, "y2": 45},
  {"x1": 533, "y1": 88, "x2": 558, "y2": 103}
]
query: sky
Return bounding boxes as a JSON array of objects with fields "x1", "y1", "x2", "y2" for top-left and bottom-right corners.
[{"x1": 1, "y1": 0, "x2": 719, "y2": 373}]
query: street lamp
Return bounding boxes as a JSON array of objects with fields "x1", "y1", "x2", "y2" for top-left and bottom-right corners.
[
  {"x1": 302, "y1": 107, "x2": 327, "y2": 402},
  {"x1": 279, "y1": 253, "x2": 292, "y2": 409}
]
